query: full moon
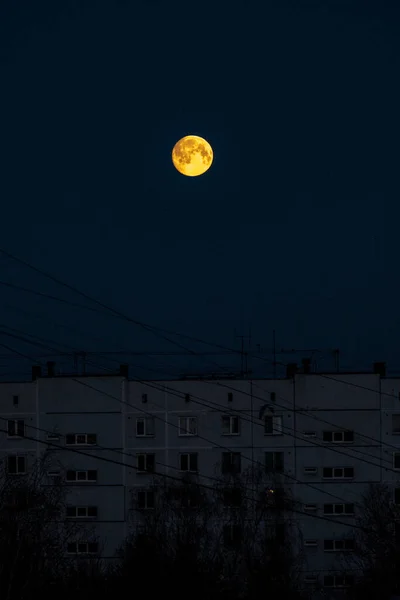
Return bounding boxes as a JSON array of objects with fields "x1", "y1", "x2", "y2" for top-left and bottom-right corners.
[{"x1": 172, "y1": 135, "x2": 213, "y2": 177}]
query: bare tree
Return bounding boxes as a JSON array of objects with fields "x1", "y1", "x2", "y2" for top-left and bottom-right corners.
[
  {"x1": 116, "y1": 464, "x2": 305, "y2": 600},
  {"x1": 342, "y1": 482, "x2": 400, "y2": 600},
  {"x1": 0, "y1": 450, "x2": 94, "y2": 600}
]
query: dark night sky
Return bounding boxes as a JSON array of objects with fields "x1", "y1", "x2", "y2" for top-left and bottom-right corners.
[{"x1": 0, "y1": 0, "x2": 399, "y2": 379}]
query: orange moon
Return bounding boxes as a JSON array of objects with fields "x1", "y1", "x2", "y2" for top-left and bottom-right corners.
[{"x1": 172, "y1": 135, "x2": 213, "y2": 177}]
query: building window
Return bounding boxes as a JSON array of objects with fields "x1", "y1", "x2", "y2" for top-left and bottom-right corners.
[
  {"x1": 304, "y1": 504, "x2": 318, "y2": 512},
  {"x1": 323, "y1": 430, "x2": 354, "y2": 443},
  {"x1": 221, "y1": 415, "x2": 240, "y2": 435},
  {"x1": 65, "y1": 433, "x2": 97, "y2": 446},
  {"x1": 12, "y1": 395, "x2": 19, "y2": 406},
  {"x1": 7, "y1": 456, "x2": 26, "y2": 475},
  {"x1": 141, "y1": 393, "x2": 148, "y2": 403},
  {"x1": 178, "y1": 416, "x2": 198, "y2": 436},
  {"x1": 180, "y1": 452, "x2": 198, "y2": 472},
  {"x1": 136, "y1": 417, "x2": 155, "y2": 437},
  {"x1": 137, "y1": 490, "x2": 155, "y2": 510},
  {"x1": 324, "y1": 539, "x2": 355, "y2": 552},
  {"x1": 66, "y1": 470, "x2": 97, "y2": 482},
  {"x1": 394, "y1": 453, "x2": 400, "y2": 470},
  {"x1": 7, "y1": 420, "x2": 25, "y2": 438},
  {"x1": 323, "y1": 575, "x2": 354, "y2": 588},
  {"x1": 265, "y1": 451, "x2": 284, "y2": 473},
  {"x1": 228, "y1": 392, "x2": 233, "y2": 402},
  {"x1": 323, "y1": 467, "x2": 354, "y2": 479},
  {"x1": 66, "y1": 506, "x2": 98, "y2": 518},
  {"x1": 303, "y1": 431, "x2": 316, "y2": 438},
  {"x1": 270, "y1": 392, "x2": 276, "y2": 401},
  {"x1": 392, "y1": 414, "x2": 400, "y2": 434},
  {"x1": 137, "y1": 453, "x2": 155, "y2": 473},
  {"x1": 223, "y1": 524, "x2": 242, "y2": 547},
  {"x1": 394, "y1": 488, "x2": 400, "y2": 505},
  {"x1": 67, "y1": 542, "x2": 98, "y2": 555},
  {"x1": 264, "y1": 415, "x2": 283, "y2": 435},
  {"x1": 223, "y1": 487, "x2": 242, "y2": 508},
  {"x1": 304, "y1": 540, "x2": 318, "y2": 547},
  {"x1": 222, "y1": 452, "x2": 241, "y2": 475},
  {"x1": 185, "y1": 393, "x2": 191, "y2": 403},
  {"x1": 323, "y1": 503, "x2": 354, "y2": 515}
]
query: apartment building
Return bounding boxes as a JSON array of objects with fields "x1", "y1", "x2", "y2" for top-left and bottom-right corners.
[{"x1": 0, "y1": 359, "x2": 399, "y2": 596}]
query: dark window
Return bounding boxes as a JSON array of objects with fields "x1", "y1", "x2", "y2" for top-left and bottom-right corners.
[
  {"x1": 345, "y1": 503, "x2": 354, "y2": 514},
  {"x1": 265, "y1": 452, "x2": 284, "y2": 473},
  {"x1": 345, "y1": 539, "x2": 355, "y2": 550},
  {"x1": 7, "y1": 420, "x2": 24, "y2": 437},
  {"x1": 344, "y1": 468, "x2": 354, "y2": 478},
  {"x1": 137, "y1": 490, "x2": 155, "y2": 510},
  {"x1": 77, "y1": 507, "x2": 86, "y2": 517},
  {"x1": 324, "y1": 504, "x2": 333, "y2": 514},
  {"x1": 87, "y1": 470, "x2": 97, "y2": 481},
  {"x1": 87, "y1": 506, "x2": 98, "y2": 517},
  {"x1": 86, "y1": 434, "x2": 97, "y2": 445},
  {"x1": 222, "y1": 452, "x2": 241, "y2": 475},
  {"x1": 323, "y1": 468, "x2": 332, "y2": 478},
  {"x1": 12, "y1": 395, "x2": 18, "y2": 406},
  {"x1": 335, "y1": 504, "x2": 344, "y2": 514},
  {"x1": 185, "y1": 393, "x2": 190, "y2": 403},
  {"x1": 180, "y1": 453, "x2": 198, "y2": 472},
  {"x1": 142, "y1": 393, "x2": 148, "y2": 403},
  {"x1": 77, "y1": 471, "x2": 86, "y2": 481},
  {"x1": 78, "y1": 543, "x2": 86, "y2": 553},
  {"x1": 323, "y1": 431, "x2": 332, "y2": 442},
  {"x1": 67, "y1": 543, "x2": 76, "y2": 553},
  {"x1": 88, "y1": 543, "x2": 98, "y2": 553},
  {"x1": 270, "y1": 392, "x2": 276, "y2": 401},
  {"x1": 7, "y1": 456, "x2": 25, "y2": 474},
  {"x1": 324, "y1": 540, "x2": 334, "y2": 550},
  {"x1": 65, "y1": 434, "x2": 75, "y2": 445},
  {"x1": 228, "y1": 392, "x2": 233, "y2": 402},
  {"x1": 394, "y1": 453, "x2": 400, "y2": 469},
  {"x1": 395, "y1": 488, "x2": 400, "y2": 504},
  {"x1": 333, "y1": 432, "x2": 342, "y2": 442},
  {"x1": 146, "y1": 454, "x2": 155, "y2": 472},
  {"x1": 343, "y1": 431, "x2": 354, "y2": 442},
  {"x1": 66, "y1": 506, "x2": 75, "y2": 517},
  {"x1": 66, "y1": 470, "x2": 75, "y2": 481}
]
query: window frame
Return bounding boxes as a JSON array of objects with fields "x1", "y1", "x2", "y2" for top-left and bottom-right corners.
[
  {"x1": 137, "y1": 489, "x2": 155, "y2": 510},
  {"x1": 323, "y1": 503, "x2": 354, "y2": 516},
  {"x1": 7, "y1": 419, "x2": 25, "y2": 438},
  {"x1": 66, "y1": 506, "x2": 98, "y2": 518},
  {"x1": 67, "y1": 542, "x2": 99, "y2": 555},
  {"x1": 323, "y1": 430, "x2": 354, "y2": 443},
  {"x1": 7, "y1": 455, "x2": 26, "y2": 475},
  {"x1": 322, "y1": 467, "x2": 354, "y2": 479},
  {"x1": 178, "y1": 416, "x2": 198, "y2": 437},
  {"x1": 392, "y1": 414, "x2": 400, "y2": 434},
  {"x1": 221, "y1": 451, "x2": 242, "y2": 475},
  {"x1": 221, "y1": 414, "x2": 240, "y2": 435},
  {"x1": 264, "y1": 414, "x2": 283, "y2": 436},
  {"x1": 65, "y1": 433, "x2": 97, "y2": 446},
  {"x1": 393, "y1": 452, "x2": 400, "y2": 470},
  {"x1": 265, "y1": 451, "x2": 284, "y2": 473},
  {"x1": 65, "y1": 469, "x2": 97, "y2": 482},
  {"x1": 136, "y1": 453, "x2": 156, "y2": 473},
  {"x1": 179, "y1": 452, "x2": 198, "y2": 472},
  {"x1": 136, "y1": 417, "x2": 155, "y2": 437}
]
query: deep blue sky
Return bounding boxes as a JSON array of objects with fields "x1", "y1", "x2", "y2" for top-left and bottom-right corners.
[{"x1": 0, "y1": 0, "x2": 399, "y2": 379}]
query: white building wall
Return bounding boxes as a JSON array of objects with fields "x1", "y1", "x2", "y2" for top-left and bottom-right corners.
[{"x1": 0, "y1": 367, "x2": 399, "y2": 592}]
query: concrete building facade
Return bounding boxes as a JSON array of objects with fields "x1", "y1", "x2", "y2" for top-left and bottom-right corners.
[{"x1": 0, "y1": 360, "x2": 398, "y2": 594}]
